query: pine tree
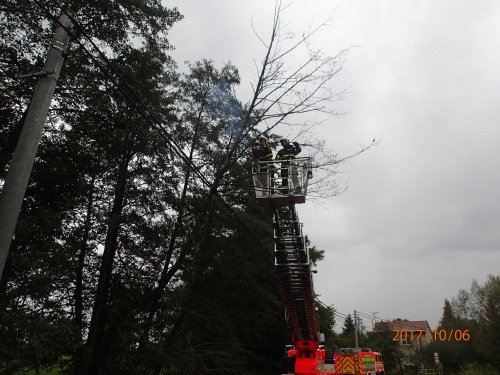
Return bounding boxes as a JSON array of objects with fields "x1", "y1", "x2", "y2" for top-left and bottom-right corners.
[{"x1": 342, "y1": 314, "x2": 355, "y2": 336}]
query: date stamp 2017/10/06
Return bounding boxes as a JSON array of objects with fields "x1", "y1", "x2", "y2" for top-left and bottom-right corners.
[{"x1": 392, "y1": 329, "x2": 470, "y2": 342}]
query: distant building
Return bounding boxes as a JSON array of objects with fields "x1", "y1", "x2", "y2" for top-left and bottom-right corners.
[{"x1": 374, "y1": 318, "x2": 433, "y2": 368}]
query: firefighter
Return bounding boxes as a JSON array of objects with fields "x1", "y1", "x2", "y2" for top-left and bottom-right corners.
[
  {"x1": 252, "y1": 136, "x2": 273, "y2": 170},
  {"x1": 275, "y1": 138, "x2": 301, "y2": 194},
  {"x1": 252, "y1": 136, "x2": 274, "y2": 196}
]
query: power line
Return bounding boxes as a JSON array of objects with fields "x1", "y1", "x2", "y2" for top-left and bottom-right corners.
[
  {"x1": 33, "y1": 0, "x2": 270, "y2": 253},
  {"x1": 324, "y1": 303, "x2": 433, "y2": 332},
  {"x1": 31, "y1": 4, "x2": 436, "y2": 336}
]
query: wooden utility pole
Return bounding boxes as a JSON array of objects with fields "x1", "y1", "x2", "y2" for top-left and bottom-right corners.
[{"x1": 0, "y1": 11, "x2": 74, "y2": 280}]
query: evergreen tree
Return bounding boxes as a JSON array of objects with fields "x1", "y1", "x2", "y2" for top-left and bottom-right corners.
[
  {"x1": 440, "y1": 298, "x2": 456, "y2": 330},
  {"x1": 479, "y1": 275, "x2": 500, "y2": 367},
  {"x1": 1, "y1": 2, "x2": 357, "y2": 373},
  {"x1": 424, "y1": 275, "x2": 500, "y2": 372},
  {"x1": 0, "y1": 1, "x2": 182, "y2": 373},
  {"x1": 342, "y1": 314, "x2": 355, "y2": 336}
]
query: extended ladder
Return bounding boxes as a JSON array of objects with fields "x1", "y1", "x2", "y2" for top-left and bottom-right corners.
[
  {"x1": 253, "y1": 158, "x2": 324, "y2": 374},
  {"x1": 274, "y1": 204, "x2": 318, "y2": 342}
]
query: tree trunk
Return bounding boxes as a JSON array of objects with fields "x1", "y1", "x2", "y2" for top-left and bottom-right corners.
[
  {"x1": 80, "y1": 153, "x2": 130, "y2": 374},
  {"x1": 104, "y1": 109, "x2": 206, "y2": 356},
  {"x1": 73, "y1": 173, "x2": 96, "y2": 372},
  {"x1": 137, "y1": 120, "x2": 201, "y2": 345}
]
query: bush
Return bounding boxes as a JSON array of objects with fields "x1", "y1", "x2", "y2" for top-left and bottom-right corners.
[{"x1": 459, "y1": 363, "x2": 500, "y2": 375}]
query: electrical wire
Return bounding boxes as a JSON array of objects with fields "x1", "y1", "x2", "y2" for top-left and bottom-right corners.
[
  {"x1": 33, "y1": 4, "x2": 433, "y2": 335},
  {"x1": 338, "y1": 307, "x2": 435, "y2": 331},
  {"x1": 32, "y1": 0, "x2": 270, "y2": 252},
  {"x1": 317, "y1": 297, "x2": 434, "y2": 332}
]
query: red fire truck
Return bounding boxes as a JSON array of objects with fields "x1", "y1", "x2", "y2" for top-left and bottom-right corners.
[
  {"x1": 285, "y1": 344, "x2": 337, "y2": 375},
  {"x1": 335, "y1": 348, "x2": 384, "y2": 375}
]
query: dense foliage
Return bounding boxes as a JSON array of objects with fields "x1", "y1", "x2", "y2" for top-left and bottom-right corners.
[
  {"x1": 422, "y1": 275, "x2": 500, "y2": 375},
  {"x1": 4, "y1": 2, "x2": 495, "y2": 375},
  {"x1": 0, "y1": 1, "x2": 293, "y2": 374},
  {"x1": 317, "y1": 274, "x2": 500, "y2": 375}
]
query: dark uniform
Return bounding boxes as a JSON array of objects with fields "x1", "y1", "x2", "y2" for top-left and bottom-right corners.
[
  {"x1": 276, "y1": 140, "x2": 301, "y2": 194},
  {"x1": 255, "y1": 144, "x2": 273, "y2": 172},
  {"x1": 252, "y1": 138, "x2": 274, "y2": 196}
]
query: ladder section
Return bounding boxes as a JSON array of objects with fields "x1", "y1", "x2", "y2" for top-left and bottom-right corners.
[{"x1": 273, "y1": 205, "x2": 318, "y2": 342}]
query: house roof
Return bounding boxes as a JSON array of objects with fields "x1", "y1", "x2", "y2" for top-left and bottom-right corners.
[{"x1": 374, "y1": 319, "x2": 431, "y2": 331}]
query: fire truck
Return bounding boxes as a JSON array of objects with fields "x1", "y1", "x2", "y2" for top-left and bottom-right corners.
[
  {"x1": 335, "y1": 348, "x2": 385, "y2": 375},
  {"x1": 252, "y1": 158, "x2": 384, "y2": 375}
]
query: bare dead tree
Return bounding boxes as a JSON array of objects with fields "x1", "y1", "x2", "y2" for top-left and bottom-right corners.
[
  {"x1": 107, "y1": 2, "x2": 377, "y2": 369},
  {"x1": 212, "y1": 0, "x2": 377, "y2": 200}
]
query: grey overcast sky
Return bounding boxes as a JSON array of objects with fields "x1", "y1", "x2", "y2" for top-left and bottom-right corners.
[{"x1": 166, "y1": 0, "x2": 500, "y2": 330}]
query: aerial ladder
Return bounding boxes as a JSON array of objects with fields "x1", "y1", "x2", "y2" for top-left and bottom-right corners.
[{"x1": 252, "y1": 157, "x2": 335, "y2": 375}]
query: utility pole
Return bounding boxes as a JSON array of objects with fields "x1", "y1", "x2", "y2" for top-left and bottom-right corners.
[
  {"x1": 0, "y1": 11, "x2": 74, "y2": 280},
  {"x1": 354, "y1": 310, "x2": 359, "y2": 349},
  {"x1": 370, "y1": 311, "x2": 378, "y2": 329}
]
